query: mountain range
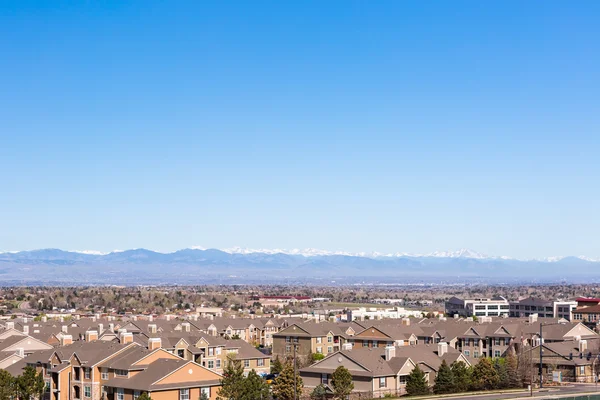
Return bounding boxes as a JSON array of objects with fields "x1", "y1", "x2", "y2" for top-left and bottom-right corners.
[{"x1": 0, "y1": 247, "x2": 598, "y2": 285}]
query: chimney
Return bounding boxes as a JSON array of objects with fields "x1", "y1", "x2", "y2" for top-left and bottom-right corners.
[
  {"x1": 61, "y1": 335, "x2": 73, "y2": 346},
  {"x1": 86, "y1": 330, "x2": 99, "y2": 342},
  {"x1": 166, "y1": 315, "x2": 172, "y2": 321},
  {"x1": 384, "y1": 346, "x2": 396, "y2": 361},
  {"x1": 182, "y1": 322, "x2": 191, "y2": 332},
  {"x1": 341, "y1": 343, "x2": 353, "y2": 351},
  {"x1": 6, "y1": 322, "x2": 14, "y2": 330},
  {"x1": 23, "y1": 325, "x2": 29, "y2": 335},
  {"x1": 109, "y1": 323, "x2": 115, "y2": 332},
  {"x1": 59, "y1": 316, "x2": 64, "y2": 323},
  {"x1": 148, "y1": 338, "x2": 162, "y2": 351},
  {"x1": 120, "y1": 332, "x2": 133, "y2": 344},
  {"x1": 579, "y1": 340, "x2": 588, "y2": 353},
  {"x1": 62, "y1": 325, "x2": 68, "y2": 333},
  {"x1": 402, "y1": 318, "x2": 410, "y2": 326},
  {"x1": 529, "y1": 314, "x2": 538, "y2": 324},
  {"x1": 41, "y1": 316, "x2": 47, "y2": 323},
  {"x1": 75, "y1": 314, "x2": 81, "y2": 320},
  {"x1": 438, "y1": 342, "x2": 448, "y2": 357},
  {"x1": 148, "y1": 315, "x2": 153, "y2": 322},
  {"x1": 132, "y1": 316, "x2": 138, "y2": 321},
  {"x1": 15, "y1": 348, "x2": 24, "y2": 357},
  {"x1": 98, "y1": 323, "x2": 104, "y2": 334},
  {"x1": 148, "y1": 324, "x2": 157, "y2": 334},
  {"x1": 23, "y1": 317, "x2": 28, "y2": 324},
  {"x1": 95, "y1": 313, "x2": 101, "y2": 320}
]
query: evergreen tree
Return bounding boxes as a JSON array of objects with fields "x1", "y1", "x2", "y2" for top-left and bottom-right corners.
[
  {"x1": 240, "y1": 370, "x2": 270, "y2": 400},
  {"x1": 505, "y1": 349, "x2": 520, "y2": 388},
  {"x1": 471, "y1": 358, "x2": 499, "y2": 391},
  {"x1": 16, "y1": 366, "x2": 45, "y2": 400},
  {"x1": 272, "y1": 361, "x2": 303, "y2": 400},
  {"x1": 310, "y1": 384, "x2": 327, "y2": 400},
  {"x1": 0, "y1": 370, "x2": 16, "y2": 400},
  {"x1": 406, "y1": 365, "x2": 429, "y2": 396},
  {"x1": 451, "y1": 361, "x2": 472, "y2": 393},
  {"x1": 137, "y1": 393, "x2": 152, "y2": 400},
  {"x1": 199, "y1": 392, "x2": 209, "y2": 400},
  {"x1": 493, "y1": 358, "x2": 509, "y2": 389},
  {"x1": 217, "y1": 358, "x2": 245, "y2": 400},
  {"x1": 271, "y1": 356, "x2": 284, "y2": 375},
  {"x1": 331, "y1": 366, "x2": 354, "y2": 399},
  {"x1": 434, "y1": 360, "x2": 455, "y2": 394}
]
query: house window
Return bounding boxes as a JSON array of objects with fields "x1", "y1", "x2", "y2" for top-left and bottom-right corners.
[
  {"x1": 495, "y1": 338, "x2": 500, "y2": 346},
  {"x1": 244, "y1": 360, "x2": 250, "y2": 368},
  {"x1": 84, "y1": 368, "x2": 90, "y2": 380},
  {"x1": 580, "y1": 366, "x2": 585, "y2": 375},
  {"x1": 316, "y1": 337, "x2": 322, "y2": 344},
  {"x1": 117, "y1": 389, "x2": 124, "y2": 400},
  {"x1": 180, "y1": 389, "x2": 190, "y2": 400},
  {"x1": 327, "y1": 346, "x2": 333, "y2": 353},
  {"x1": 84, "y1": 386, "x2": 91, "y2": 398},
  {"x1": 133, "y1": 391, "x2": 140, "y2": 400},
  {"x1": 208, "y1": 348, "x2": 214, "y2": 356},
  {"x1": 379, "y1": 377, "x2": 386, "y2": 388},
  {"x1": 321, "y1": 374, "x2": 328, "y2": 384},
  {"x1": 115, "y1": 370, "x2": 128, "y2": 377},
  {"x1": 101, "y1": 369, "x2": 108, "y2": 380},
  {"x1": 45, "y1": 381, "x2": 50, "y2": 392},
  {"x1": 293, "y1": 337, "x2": 299, "y2": 343},
  {"x1": 208, "y1": 360, "x2": 214, "y2": 369},
  {"x1": 464, "y1": 350, "x2": 470, "y2": 356},
  {"x1": 474, "y1": 339, "x2": 480, "y2": 346},
  {"x1": 286, "y1": 337, "x2": 291, "y2": 343},
  {"x1": 317, "y1": 347, "x2": 322, "y2": 354},
  {"x1": 201, "y1": 388, "x2": 210, "y2": 399},
  {"x1": 373, "y1": 340, "x2": 378, "y2": 347},
  {"x1": 216, "y1": 347, "x2": 222, "y2": 355},
  {"x1": 327, "y1": 336, "x2": 333, "y2": 343},
  {"x1": 494, "y1": 350, "x2": 501, "y2": 358},
  {"x1": 285, "y1": 345, "x2": 291, "y2": 353},
  {"x1": 257, "y1": 359, "x2": 264, "y2": 367},
  {"x1": 474, "y1": 351, "x2": 479, "y2": 358},
  {"x1": 399, "y1": 376, "x2": 408, "y2": 385},
  {"x1": 216, "y1": 359, "x2": 221, "y2": 368}
]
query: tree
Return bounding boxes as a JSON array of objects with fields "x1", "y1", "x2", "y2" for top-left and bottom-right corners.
[
  {"x1": 217, "y1": 358, "x2": 245, "y2": 400},
  {"x1": 272, "y1": 361, "x2": 303, "y2": 400},
  {"x1": 0, "y1": 370, "x2": 16, "y2": 400},
  {"x1": 137, "y1": 393, "x2": 152, "y2": 400},
  {"x1": 271, "y1": 356, "x2": 284, "y2": 375},
  {"x1": 505, "y1": 350, "x2": 520, "y2": 389},
  {"x1": 16, "y1": 366, "x2": 45, "y2": 400},
  {"x1": 331, "y1": 366, "x2": 354, "y2": 399},
  {"x1": 199, "y1": 391, "x2": 209, "y2": 400},
  {"x1": 310, "y1": 384, "x2": 327, "y2": 400},
  {"x1": 451, "y1": 361, "x2": 472, "y2": 393},
  {"x1": 240, "y1": 370, "x2": 270, "y2": 400},
  {"x1": 406, "y1": 364, "x2": 429, "y2": 396},
  {"x1": 493, "y1": 358, "x2": 508, "y2": 389},
  {"x1": 434, "y1": 360, "x2": 455, "y2": 394},
  {"x1": 471, "y1": 358, "x2": 499, "y2": 391},
  {"x1": 310, "y1": 353, "x2": 325, "y2": 363}
]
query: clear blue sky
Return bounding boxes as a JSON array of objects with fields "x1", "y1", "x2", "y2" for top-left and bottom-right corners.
[{"x1": 1, "y1": 1, "x2": 599, "y2": 259}]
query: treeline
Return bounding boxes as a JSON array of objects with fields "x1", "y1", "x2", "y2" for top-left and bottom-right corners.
[{"x1": 407, "y1": 351, "x2": 520, "y2": 396}]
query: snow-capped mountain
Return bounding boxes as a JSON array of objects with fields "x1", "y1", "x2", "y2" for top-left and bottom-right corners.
[{"x1": 1, "y1": 247, "x2": 599, "y2": 284}]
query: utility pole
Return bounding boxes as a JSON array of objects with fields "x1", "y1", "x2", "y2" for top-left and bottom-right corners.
[
  {"x1": 539, "y1": 323, "x2": 543, "y2": 388},
  {"x1": 294, "y1": 343, "x2": 298, "y2": 400}
]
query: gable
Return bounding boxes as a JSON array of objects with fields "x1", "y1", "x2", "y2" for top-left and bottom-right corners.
[
  {"x1": 154, "y1": 362, "x2": 222, "y2": 385},
  {"x1": 277, "y1": 324, "x2": 310, "y2": 336},
  {"x1": 313, "y1": 353, "x2": 371, "y2": 373},
  {"x1": 175, "y1": 339, "x2": 190, "y2": 349},
  {"x1": 398, "y1": 358, "x2": 416, "y2": 375},
  {"x1": 3, "y1": 337, "x2": 53, "y2": 352},
  {"x1": 355, "y1": 327, "x2": 391, "y2": 339},
  {"x1": 133, "y1": 349, "x2": 179, "y2": 366},
  {"x1": 564, "y1": 324, "x2": 596, "y2": 339},
  {"x1": 196, "y1": 338, "x2": 208, "y2": 347}
]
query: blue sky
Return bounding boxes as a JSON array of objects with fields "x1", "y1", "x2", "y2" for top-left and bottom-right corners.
[{"x1": 1, "y1": 1, "x2": 599, "y2": 258}]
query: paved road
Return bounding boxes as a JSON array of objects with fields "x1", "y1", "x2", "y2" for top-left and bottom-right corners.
[{"x1": 438, "y1": 385, "x2": 600, "y2": 400}]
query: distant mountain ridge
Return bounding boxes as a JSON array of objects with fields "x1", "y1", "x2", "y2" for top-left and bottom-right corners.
[{"x1": 0, "y1": 247, "x2": 598, "y2": 284}]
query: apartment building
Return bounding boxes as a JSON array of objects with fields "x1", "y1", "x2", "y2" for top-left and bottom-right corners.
[
  {"x1": 573, "y1": 304, "x2": 600, "y2": 326},
  {"x1": 300, "y1": 343, "x2": 469, "y2": 398}
]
